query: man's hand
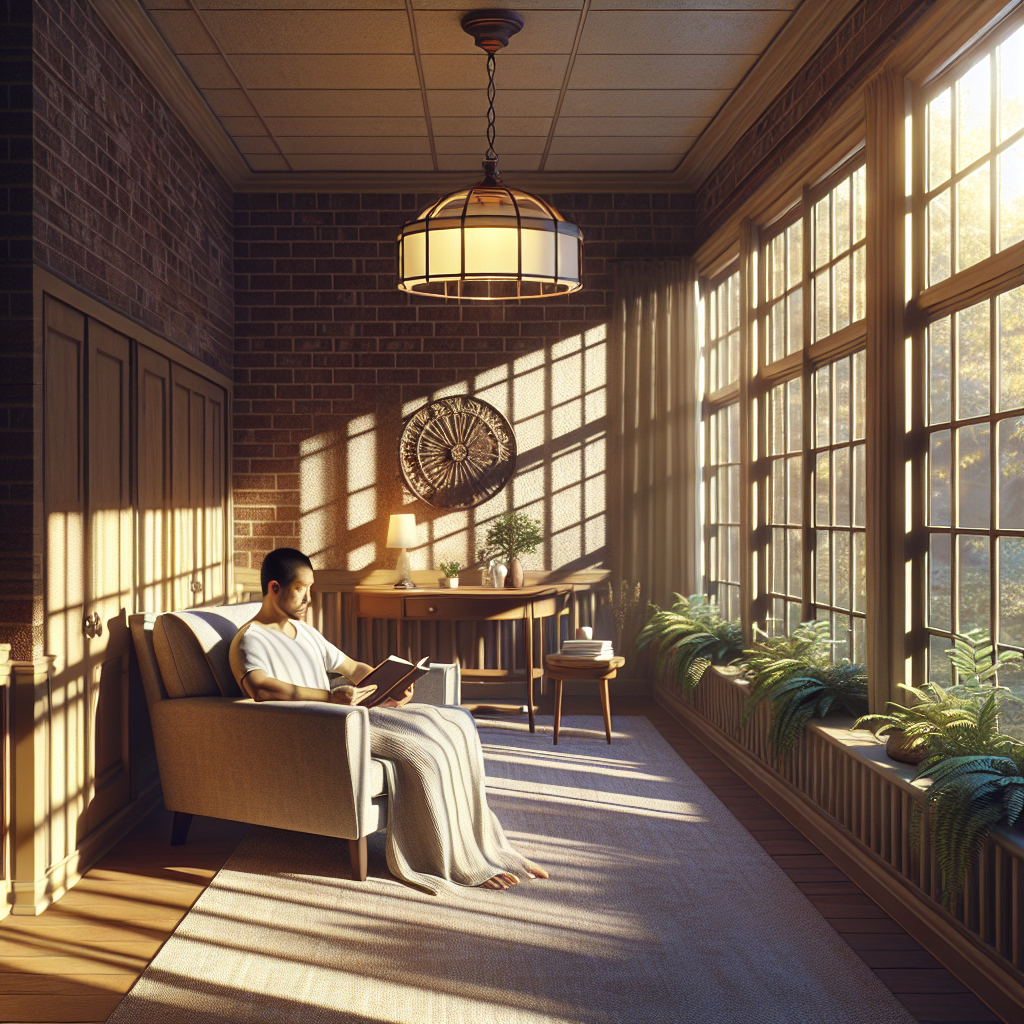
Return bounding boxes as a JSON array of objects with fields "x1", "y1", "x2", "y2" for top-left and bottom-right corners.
[
  {"x1": 381, "y1": 682, "x2": 415, "y2": 707},
  {"x1": 329, "y1": 683, "x2": 377, "y2": 706}
]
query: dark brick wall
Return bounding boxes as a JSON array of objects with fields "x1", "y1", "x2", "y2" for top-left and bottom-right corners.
[
  {"x1": 696, "y1": 0, "x2": 932, "y2": 242},
  {"x1": 232, "y1": 191, "x2": 694, "y2": 570},
  {"x1": 32, "y1": 0, "x2": 234, "y2": 374},
  {"x1": 1, "y1": 0, "x2": 35, "y2": 659}
]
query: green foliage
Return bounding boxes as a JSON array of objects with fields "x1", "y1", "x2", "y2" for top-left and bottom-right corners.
[
  {"x1": 637, "y1": 594, "x2": 744, "y2": 690},
  {"x1": 913, "y1": 751, "x2": 1024, "y2": 897},
  {"x1": 439, "y1": 560, "x2": 462, "y2": 578},
  {"x1": 606, "y1": 580, "x2": 645, "y2": 658},
  {"x1": 482, "y1": 511, "x2": 543, "y2": 563},
  {"x1": 742, "y1": 619, "x2": 869, "y2": 759},
  {"x1": 946, "y1": 627, "x2": 1022, "y2": 692}
]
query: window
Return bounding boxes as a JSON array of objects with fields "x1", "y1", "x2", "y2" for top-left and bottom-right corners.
[
  {"x1": 702, "y1": 268, "x2": 741, "y2": 620},
  {"x1": 925, "y1": 24, "x2": 1024, "y2": 285},
  {"x1": 756, "y1": 157, "x2": 867, "y2": 651}
]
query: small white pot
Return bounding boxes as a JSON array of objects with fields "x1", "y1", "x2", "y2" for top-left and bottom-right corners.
[{"x1": 439, "y1": 577, "x2": 459, "y2": 588}]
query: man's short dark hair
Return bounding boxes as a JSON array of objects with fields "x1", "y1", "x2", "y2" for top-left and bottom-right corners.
[{"x1": 260, "y1": 548, "x2": 313, "y2": 595}]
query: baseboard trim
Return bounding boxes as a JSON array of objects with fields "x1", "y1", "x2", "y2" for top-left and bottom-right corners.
[
  {"x1": 10, "y1": 780, "x2": 163, "y2": 916},
  {"x1": 655, "y1": 686, "x2": 1024, "y2": 1024}
]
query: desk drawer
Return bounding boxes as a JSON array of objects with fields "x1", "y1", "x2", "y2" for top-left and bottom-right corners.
[{"x1": 403, "y1": 596, "x2": 527, "y2": 620}]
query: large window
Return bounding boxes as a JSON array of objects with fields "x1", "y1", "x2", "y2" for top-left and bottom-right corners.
[
  {"x1": 915, "y1": 18, "x2": 1024, "y2": 716},
  {"x1": 757, "y1": 157, "x2": 867, "y2": 649},
  {"x1": 703, "y1": 268, "x2": 741, "y2": 620}
]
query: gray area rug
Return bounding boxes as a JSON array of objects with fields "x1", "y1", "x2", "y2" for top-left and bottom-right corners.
[{"x1": 107, "y1": 716, "x2": 916, "y2": 1023}]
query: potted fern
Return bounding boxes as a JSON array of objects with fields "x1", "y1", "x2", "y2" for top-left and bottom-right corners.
[
  {"x1": 637, "y1": 593, "x2": 744, "y2": 690},
  {"x1": 742, "y1": 619, "x2": 869, "y2": 759}
]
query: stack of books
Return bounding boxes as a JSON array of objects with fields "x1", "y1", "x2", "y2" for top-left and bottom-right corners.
[{"x1": 559, "y1": 639, "x2": 614, "y2": 659}]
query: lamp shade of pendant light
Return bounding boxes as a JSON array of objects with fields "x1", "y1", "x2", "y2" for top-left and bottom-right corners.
[{"x1": 396, "y1": 11, "x2": 583, "y2": 301}]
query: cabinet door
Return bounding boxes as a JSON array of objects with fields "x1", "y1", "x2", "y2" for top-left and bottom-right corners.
[
  {"x1": 85, "y1": 320, "x2": 132, "y2": 831},
  {"x1": 137, "y1": 346, "x2": 172, "y2": 613},
  {"x1": 171, "y1": 364, "x2": 227, "y2": 607},
  {"x1": 43, "y1": 296, "x2": 87, "y2": 857}
]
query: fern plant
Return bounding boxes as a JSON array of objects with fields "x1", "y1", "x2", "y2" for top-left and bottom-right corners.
[
  {"x1": 742, "y1": 619, "x2": 869, "y2": 759},
  {"x1": 637, "y1": 593, "x2": 744, "y2": 690},
  {"x1": 946, "y1": 627, "x2": 1022, "y2": 691}
]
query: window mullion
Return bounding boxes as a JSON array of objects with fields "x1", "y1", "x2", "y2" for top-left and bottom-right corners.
[{"x1": 801, "y1": 183, "x2": 814, "y2": 624}]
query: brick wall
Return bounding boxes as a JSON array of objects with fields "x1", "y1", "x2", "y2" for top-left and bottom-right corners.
[
  {"x1": 1, "y1": 0, "x2": 35, "y2": 659},
  {"x1": 32, "y1": 0, "x2": 234, "y2": 374},
  {"x1": 233, "y1": 191, "x2": 694, "y2": 574}
]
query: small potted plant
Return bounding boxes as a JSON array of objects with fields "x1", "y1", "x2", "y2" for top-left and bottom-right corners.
[
  {"x1": 482, "y1": 510, "x2": 543, "y2": 588},
  {"x1": 439, "y1": 561, "x2": 462, "y2": 588}
]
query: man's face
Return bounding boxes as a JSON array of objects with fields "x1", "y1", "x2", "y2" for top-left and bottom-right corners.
[{"x1": 270, "y1": 565, "x2": 315, "y2": 620}]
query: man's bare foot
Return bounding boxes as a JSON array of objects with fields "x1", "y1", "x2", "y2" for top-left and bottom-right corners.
[
  {"x1": 525, "y1": 862, "x2": 549, "y2": 879},
  {"x1": 480, "y1": 872, "x2": 520, "y2": 889}
]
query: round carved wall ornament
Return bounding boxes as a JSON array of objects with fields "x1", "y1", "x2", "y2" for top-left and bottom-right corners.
[{"x1": 399, "y1": 396, "x2": 517, "y2": 509}]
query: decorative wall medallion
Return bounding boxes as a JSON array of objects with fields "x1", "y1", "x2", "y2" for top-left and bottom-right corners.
[{"x1": 399, "y1": 397, "x2": 517, "y2": 509}]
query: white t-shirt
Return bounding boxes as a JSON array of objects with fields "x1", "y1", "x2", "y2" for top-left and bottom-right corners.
[{"x1": 229, "y1": 620, "x2": 347, "y2": 693}]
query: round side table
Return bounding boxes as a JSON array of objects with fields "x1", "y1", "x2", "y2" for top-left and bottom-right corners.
[{"x1": 543, "y1": 654, "x2": 626, "y2": 745}]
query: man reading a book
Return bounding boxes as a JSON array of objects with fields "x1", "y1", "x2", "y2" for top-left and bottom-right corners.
[{"x1": 228, "y1": 547, "x2": 547, "y2": 893}]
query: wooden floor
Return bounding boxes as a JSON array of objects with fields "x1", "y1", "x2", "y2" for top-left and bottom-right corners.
[{"x1": 0, "y1": 696, "x2": 1003, "y2": 1024}]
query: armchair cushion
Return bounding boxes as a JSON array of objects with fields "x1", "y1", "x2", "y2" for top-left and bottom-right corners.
[{"x1": 154, "y1": 604, "x2": 261, "y2": 698}]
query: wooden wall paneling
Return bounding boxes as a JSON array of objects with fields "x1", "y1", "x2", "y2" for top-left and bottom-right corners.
[
  {"x1": 42, "y1": 295, "x2": 87, "y2": 880},
  {"x1": 84, "y1": 318, "x2": 132, "y2": 833},
  {"x1": 136, "y1": 346, "x2": 172, "y2": 614},
  {"x1": 170, "y1": 366, "x2": 195, "y2": 610},
  {"x1": 201, "y1": 379, "x2": 226, "y2": 605}
]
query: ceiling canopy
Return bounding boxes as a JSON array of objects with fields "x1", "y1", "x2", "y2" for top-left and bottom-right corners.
[{"x1": 91, "y1": 0, "x2": 859, "y2": 191}]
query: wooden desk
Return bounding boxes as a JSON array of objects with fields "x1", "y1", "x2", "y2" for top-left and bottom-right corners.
[{"x1": 353, "y1": 584, "x2": 575, "y2": 733}]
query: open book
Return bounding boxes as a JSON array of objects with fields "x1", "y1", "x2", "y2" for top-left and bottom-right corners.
[{"x1": 356, "y1": 655, "x2": 430, "y2": 708}]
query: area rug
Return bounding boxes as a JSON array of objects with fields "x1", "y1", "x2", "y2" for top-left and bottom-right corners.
[{"x1": 106, "y1": 716, "x2": 916, "y2": 1024}]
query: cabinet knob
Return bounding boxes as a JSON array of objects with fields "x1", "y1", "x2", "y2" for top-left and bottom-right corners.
[
  {"x1": 190, "y1": 578, "x2": 204, "y2": 594},
  {"x1": 83, "y1": 611, "x2": 102, "y2": 638},
  {"x1": 428, "y1": 606, "x2": 437, "y2": 613}
]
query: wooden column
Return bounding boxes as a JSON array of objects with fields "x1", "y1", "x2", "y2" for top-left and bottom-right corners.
[{"x1": 864, "y1": 68, "x2": 907, "y2": 713}]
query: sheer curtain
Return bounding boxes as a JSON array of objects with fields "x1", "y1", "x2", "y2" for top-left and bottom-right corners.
[{"x1": 607, "y1": 259, "x2": 699, "y2": 609}]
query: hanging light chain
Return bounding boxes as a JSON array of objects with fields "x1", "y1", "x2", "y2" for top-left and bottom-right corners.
[{"x1": 485, "y1": 52, "x2": 497, "y2": 160}]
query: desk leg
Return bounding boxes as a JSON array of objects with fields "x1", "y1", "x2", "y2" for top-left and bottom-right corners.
[
  {"x1": 525, "y1": 604, "x2": 535, "y2": 733},
  {"x1": 553, "y1": 679, "x2": 563, "y2": 744}
]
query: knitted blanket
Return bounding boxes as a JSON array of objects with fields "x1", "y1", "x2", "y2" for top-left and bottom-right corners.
[{"x1": 368, "y1": 703, "x2": 537, "y2": 894}]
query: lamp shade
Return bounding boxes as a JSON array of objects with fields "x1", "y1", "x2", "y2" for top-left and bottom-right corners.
[
  {"x1": 396, "y1": 178, "x2": 583, "y2": 301},
  {"x1": 386, "y1": 513, "x2": 418, "y2": 549}
]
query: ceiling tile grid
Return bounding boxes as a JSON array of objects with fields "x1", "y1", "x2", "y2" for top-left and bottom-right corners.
[{"x1": 141, "y1": 0, "x2": 800, "y2": 178}]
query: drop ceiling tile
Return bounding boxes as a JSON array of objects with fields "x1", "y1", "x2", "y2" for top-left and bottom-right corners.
[
  {"x1": 578, "y1": 10, "x2": 791, "y2": 55},
  {"x1": 437, "y1": 154, "x2": 540, "y2": 172},
  {"x1": 548, "y1": 135, "x2": 694, "y2": 155},
  {"x1": 427, "y1": 89, "x2": 559, "y2": 118},
  {"x1": 545, "y1": 153, "x2": 680, "y2": 171},
  {"x1": 420, "y1": 54, "x2": 569, "y2": 91},
  {"x1": 287, "y1": 154, "x2": 434, "y2": 171},
  {"x1": 555, "y1": 115, "x2": 709, "y2": 135},
  {"x1": 431, "y1": 115, "x2": 552, "y2": 136},
  {"x1": 193, "y1": 1, "x2": 406, "y2": 8},
  {"x1": 218, "y1": 116, "x2": 267, "y2": 134},
  {"x1": 434, "y1": 136, "x2": 547, "y2": 154},
  {"x1": 559, "y1": 90, "x2": 727, "y2": 118},
  {"x1": 569, "y1": 53, "x2": 757, "y2": 90},
  {"x1": 260, "y1": 116, "x2": 428, "y2": 135},
  {"x1": 276, "y1": 136, "x2": 431, "y2": 154},
  {"x1": 587, "y1": 0, "x2": 796, "y2": 8},
  {"x1": 249, "y1": 90, "x2": 425, "y2": 118},
  {"x1": 199, "y1": 10, "x2": 412, "y2": 53},
  {"x1": 414, "y1": 10, "x2": 580, "y2": 54},
  {"x1": 414, "y1": 0, "x2": 581, "y2": 8},
  {"x1": 227, "y1": 54, "x2": 420, "y2": 89},
  {"x1": 203, "y1": 89, "x2": 259, "y2": 116},
  {"x1": 179, "y1": 53, "x2": 237, "y2": 88},
  {"x1": 234, "y1": 135, "x2": 280, "y2": 154},
  {"x1": 246, "y1": 153, "x2": 291, "y2": 170},
  {"x1": 148, "y1": 10, "x2": 216, "y2": 53}
]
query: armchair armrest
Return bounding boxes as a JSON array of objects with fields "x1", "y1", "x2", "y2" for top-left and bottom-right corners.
[{"x1": 150, "y1": 697, "x2": 381, "y2": 840}]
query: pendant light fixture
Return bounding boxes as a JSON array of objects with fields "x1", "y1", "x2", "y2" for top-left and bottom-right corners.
[{"x1": 396, "y1": 10, "x2": 583, "y2": 300}]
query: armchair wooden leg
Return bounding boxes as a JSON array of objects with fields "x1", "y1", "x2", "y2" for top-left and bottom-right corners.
[
  {"x1": 348, "y1": 836, "x2": 368, "y2": 882},
  {"x1": 170, "y1": 812, "x2": 193, "y2": 846}
]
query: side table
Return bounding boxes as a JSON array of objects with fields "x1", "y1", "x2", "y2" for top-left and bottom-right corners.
[{"x1": 544, "y1": 654, "x2": 625, "y2": 745}]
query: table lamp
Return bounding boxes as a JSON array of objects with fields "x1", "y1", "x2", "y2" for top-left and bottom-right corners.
[{"x1": 386, "y1": 513, "x2": 418, "y2": 589}]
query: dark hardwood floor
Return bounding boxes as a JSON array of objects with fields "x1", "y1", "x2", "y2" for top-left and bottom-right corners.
[{"x1": 0, "y1": 696, "x2": 1003, "y2": 1024}]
